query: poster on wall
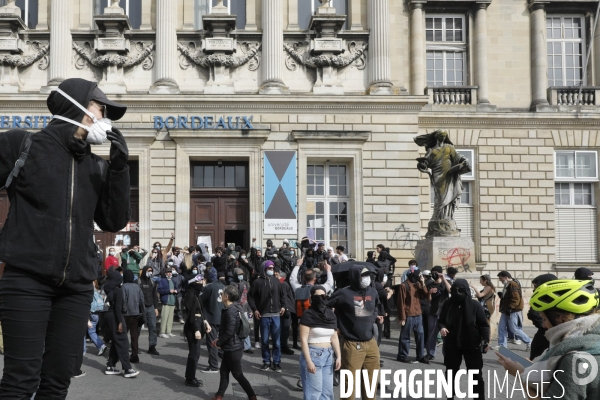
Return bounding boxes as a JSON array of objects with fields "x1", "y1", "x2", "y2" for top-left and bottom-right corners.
[
  {"x1": 197, "y1": 235, "x2": 213, "y2": 258},
  {"x1": 264, "y1": 151, "x2": 297, "y2": 235}
]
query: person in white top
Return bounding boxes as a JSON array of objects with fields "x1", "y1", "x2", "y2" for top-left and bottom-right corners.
[
  {"x1": 335, "y1": 246, "x2": 349, "y2": 264},
  {"x1": 299, "y1": 286, "x2": 341, "y2": 400},
  {"x1": 290, "y1": 259, "x2": 334, "y2": 294}
]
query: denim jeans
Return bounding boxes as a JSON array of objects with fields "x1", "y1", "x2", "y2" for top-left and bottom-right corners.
[
  {"x1": 259, "y1": 316, "x2": 281, "y2": 364},
  {"x1": 498, "y1": 312, "x2": 531, "y2": 347},
  {"x1": 300, "y1": 346, "x2": 334, "y2": 400},
  {"x1": 144, "y1": 305, "x2": 158, "y2": 347},
  {"x1": 88, "y1": 313, "x2": 104, "y2": 350},
  {"x1": 397, "y1": 315, "x2": 425, "y2": 361}
]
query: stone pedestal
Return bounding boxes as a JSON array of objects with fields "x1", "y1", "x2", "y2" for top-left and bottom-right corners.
[
  {"x1": 414, "y1": 236, "x2": 476, "y2": 274},
  {"x1": 0, "y1": 12, "x2": 26, "y2": 93},
  {"x1": 202, "y1": 13, "x2": 237, "y2": 94},
  {"x1": 309, "y1": 13, "x2": 347, "y2": 95},
  {"x1": 94, "y1": 12, "x2": 131, "y2": 94}
]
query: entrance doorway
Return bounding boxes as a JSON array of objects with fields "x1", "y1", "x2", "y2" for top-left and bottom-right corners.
[{"x1": 190, "y1": 161, "x2": 249, "y2": 251}]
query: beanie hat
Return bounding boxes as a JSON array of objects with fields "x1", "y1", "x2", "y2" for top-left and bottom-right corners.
[{"x1": 264, "y1": 260, "x2": 274, "y2": 269}]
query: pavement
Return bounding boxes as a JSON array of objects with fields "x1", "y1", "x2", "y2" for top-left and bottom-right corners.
[{"x1": 0, "y1": 324, "x2": 537, "y2": 400}]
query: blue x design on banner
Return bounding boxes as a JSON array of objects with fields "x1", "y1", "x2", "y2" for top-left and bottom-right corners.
[{"x1": 264, "y1": 151, "x2": 297, "y2": 235}]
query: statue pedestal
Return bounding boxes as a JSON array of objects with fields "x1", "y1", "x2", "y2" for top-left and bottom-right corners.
[{"x1": 414, "y1": 236, "x2": 475, "y2": 274}]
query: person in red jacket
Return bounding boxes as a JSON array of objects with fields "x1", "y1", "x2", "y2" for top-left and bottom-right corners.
[{"x1": 104, "y1": 247, "x2": 120, "y2": 274}]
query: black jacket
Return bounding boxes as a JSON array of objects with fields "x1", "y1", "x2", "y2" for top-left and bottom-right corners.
[
  {"x1": 327, "y1": 264, "x2": 382, "y2": 342},
  {"x1": 217, "y1": 303, "x2": 244, "y2": 352},
  {"x1": 139, "y1": 266, "x2": 159, "y2": 308},
  {"x1": 248, "y1": 274, "x2": 285, "y2": 315},
  {"x1": 201, "y1": 281, "x2": 225, "y2": 325},
  {"x1": 280, "y1": 279, "x2": 296, "y2": 313},
  {"x1": 0, "y1": 79, "x2": 130, "y2": 288},
  {"x1": 184, "y1": 286, "x2": 206, "y2": 335}
]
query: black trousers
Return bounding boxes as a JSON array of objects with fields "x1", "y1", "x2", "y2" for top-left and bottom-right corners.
[
  {"x1": 530, "y1": 328, "x2": 549, "y2": 361},
  {"x1": 383, "y1": 315, "x2": 391, "y2": 338},
  {"x1": 443, "y1": 345, "x2": 485, "y2": 400},
  {"x1": 253, "y1": 314, "x2": 260, "y2": 343},
  {"x1": 291, "y1": 312, "x2": 299, "y2": 346},
  {"x1": 217, "y1": 349, "x2": 255, "y2": 397},
  {"x1": 280, "y1": 311, "x2": 292, "y2": 350},
  {"x1": 184, "y1": 325, "x2": 201, "y2": 380},
  {"x1": 206, "y1": 323, "x2": 222, "y2": 369},
  {"x1": 106, "y1": 312, "x2": 132, "y2": 371},
  {"x1": 0, "y1": 266, "x2": 93, "y2": 400}
]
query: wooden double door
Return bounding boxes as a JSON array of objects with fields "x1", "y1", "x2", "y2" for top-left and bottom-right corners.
[{"x1": 191, "y1": 191, "x2": 249, "y2": 251}]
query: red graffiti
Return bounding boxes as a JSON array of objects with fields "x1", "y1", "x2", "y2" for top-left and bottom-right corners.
[{"x1": 442, "y1": 247, "x2": 471, "y2": 267}]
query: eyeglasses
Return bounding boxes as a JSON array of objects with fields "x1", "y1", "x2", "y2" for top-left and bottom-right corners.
[{"x1": 90, "y1": 101, "x2": 107, "y2": 118}]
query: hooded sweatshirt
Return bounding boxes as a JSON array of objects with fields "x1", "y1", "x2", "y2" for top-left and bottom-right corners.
[
  {"x1": 122, "y1": 269, "x2": 144, "y2": 316},
  {"x1": 104, "y1": 269, "x2": 126, "y2": 327},
  {"x1": 0, "y1": 78, "x2": 130, "y2": 289},
  {"x1": 327, "y1": 264, "x2": 382, "y2": 342},
  {"x1": 139, "y1": 266, "x2": 159, "y2": 308}
]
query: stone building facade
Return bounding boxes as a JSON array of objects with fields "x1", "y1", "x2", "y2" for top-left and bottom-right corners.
[{"x1": 0, "y1": 0, "x2": 599, "y2": 301}]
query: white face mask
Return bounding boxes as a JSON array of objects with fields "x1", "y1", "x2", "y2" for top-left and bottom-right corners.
[
  {"x1": 360, "y1": 276, "x2": 371, "y2": 289},
  {"x1": 238, "y1": 275, "x2": 244, "y2": 281},
  {"x1": 192, "y1": 270, "x2": 198, "y2": 275},
  {"x1": 172, "y1": 271, "x2": 178, "y2": 276},
  {"x1": 168, "y1": 262, "x2": 174, "y2": 266},
  {"x1": 146, "y1": 272, "x2": 152, "y2": 278},
  {"x1": 383, "y1": 276, "x2": 388, "y2": 283},
  {"x1": 241, "y1": 256, "x2": 246, "y2": 259},
  {"x1": 266, "y1": 270, "x2": 274, "y2": 277},
  {"x1": 51, "y1": 88, "x2": 112, "y2": 145},
  {"x1": 109, "y1": 252, "x2": 116, "y2": 257}
]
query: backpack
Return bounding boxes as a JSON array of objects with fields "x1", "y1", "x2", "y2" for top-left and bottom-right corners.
[
  {"x1": 295, "y1": 285, "x2": 312, "y2": 317},
  {"x1": 90, "y1": 290, "x2": 105, "y2": 313},
  {"x1": 237, "y1": 309, "x2": 250, "y2": 340},
  {"x1": 480, "y1": 292, "x2": 495, "y2": 320},
  {"x1": 1, "y1": 131, "x2": 36, "y2": 196}
]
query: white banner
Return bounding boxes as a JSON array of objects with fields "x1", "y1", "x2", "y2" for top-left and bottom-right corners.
[{"x1": 265, "y1": 219, "x2": 298, "y2": 235}]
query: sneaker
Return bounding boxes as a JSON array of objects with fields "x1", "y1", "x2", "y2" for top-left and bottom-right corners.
[
  {"x1": 185, "y1": 378, "x2": 201, "y2": 387},
  {"x1": 436, "y1": 341, "x2": 443, "y2": 347},
  {"x1": 293, "y1": 344, "x2": 301, "y2": 350},
  {"x1": 123, "y1": 369, "x2": 140, "y2": 378},
  {"x1": 297, "y1": 379, "x2": 303, "y2": 389},
  {"x1": 105, "y1": 366, "x2": 121, "y2": 375},
  {"x1": 260, "y1": 363, "x2": 271, "y2": 371},
  {"x1": 201, "y1": 367, "x2": 219, "y2": 374},
  {"x1": 148, "y1": 345, "x2": 160, "y2": 355},
  {"x1": 168, "y1": 333, "x2": 176, "y2": 337},
  {"x1": 255, "y1": 342, "x2": 261, "y2": 349},
  {"x1": 509, "y1": 339, "x2": 522, "y2": 345},
  {"x1": 98, "y1": 345, "x2": 107, "y2": 356},
  {"x1": 491, "y1": 345, "x2": 502, "y2": 351},
  {"x1": 159, "y1": 334, "x2": 169, "y2": 339},
  {"x1": 273, "y1": 364, "x2": 282, "y2": 373},
  {"x1": 281, "y1": 348, "x2": 295, "y2": 355},
  {"x1": 426, "y1": 355, "x2": 435, "y2": 361},
  {"x1": 244, "y1": 349, "x2": 254, "y2": 354},
  {"x1": 418, "y1": 358, "x2": 430, "y2": 365},
  {"x1": 72, "y1": 371, "x2": 86, "y2": 378}
]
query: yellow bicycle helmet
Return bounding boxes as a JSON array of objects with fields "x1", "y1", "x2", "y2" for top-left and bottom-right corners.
[{"x1": 530, "y1": 279, "x2": 599, "y2": 314}]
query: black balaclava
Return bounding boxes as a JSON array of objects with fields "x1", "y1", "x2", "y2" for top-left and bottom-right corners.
[
  {"x1": 123, "y1": 269, "x2": 134, "y2": 284},
  {"x1": 408, "y1": 271, "x2": 420, "y2": 283},
  {"x1": 450, "y1": 279, "x2": 469, "y2": 304},
  {"x1": 103, "y1": 268, "x2": 123, "y2": 294}
]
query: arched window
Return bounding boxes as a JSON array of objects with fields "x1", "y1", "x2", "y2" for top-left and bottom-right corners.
[
  {"x1": 298, "y1": 0, "x2": 348, "y2": 30},
  {"x1": 195, "y1": 0, "x2": 246, "y2": 30},
  {"x1": 94, "y1": 0, "x2": 142, "y2": 29}
]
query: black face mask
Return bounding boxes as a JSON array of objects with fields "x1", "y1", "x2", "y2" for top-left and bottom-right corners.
[
  {"x1": 310, "y1": 295, "x2": 327, "y2": 313},
  {"x1": 408, "y1": 272, "x2": 420, "y2": 283},
  {"x1": 451, "y1": 287, "x2": 467, "y2": 303}
]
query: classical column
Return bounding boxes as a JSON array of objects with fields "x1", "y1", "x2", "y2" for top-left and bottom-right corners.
[
  {"x1": 409, "y1": 2, "x2": 425, "y2": 95},
  {"x1": 47, "y1": 0, "x2": 71, "y2": 87},
  {"x1": 530, "y1": 3, "x2": 549, "y2": 108},
  {"x1": 140, "y1": 0, "x2": 152, "y2": 30},
  {"x1": 150, "y1": 0, "x2": 179, "y2": 94},
  {"x1": 246, "y1": 0, "x2": 257, "y2": 30},
  {"x1": 367, "y1": 0, "x2": 393, "y2": 95},
  {"x1": 182, "y1": 0, "x2": 195, "y2": 30},
  {"x1": 349, "y1": 0, "x2": 363, "y2": 30},
  {"x1": 474, "y1": 3, "x2": 490, "y2": 104},
  {"x1": 595, "y1": 10, "x2": 600, "y2": 85},
  {"x1": 36, "y1": 0, "x2": 49, "y2": 30},
  {"x1": 259, "y1": 0, "x2": 288, "y2": 94},
  {"x1": 287, "y1": 0, "x2": 299, "y2": 30}
]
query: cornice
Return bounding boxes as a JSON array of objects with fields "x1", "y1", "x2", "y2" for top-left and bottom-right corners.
[
  {"x1": 419, "y1": 112, "x2": 600, "y2": 128},
  {"x1": 168, "y1": 127, "x2": 271, "y2": 141},
  {"x1": 292, "y1": 130, "x2": 370, "y2": 142}
]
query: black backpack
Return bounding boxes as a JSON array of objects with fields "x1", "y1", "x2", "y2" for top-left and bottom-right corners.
[{"x1": 237, "y1": 308, "x2": 250, "y2": 340}]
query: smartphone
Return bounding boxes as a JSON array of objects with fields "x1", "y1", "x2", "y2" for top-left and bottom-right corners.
[{"x1": 499, "y1": 346, "x2": 532, "y2": 367}]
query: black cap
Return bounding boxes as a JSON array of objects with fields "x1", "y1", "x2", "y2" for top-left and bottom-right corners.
[
  {"x1": 497, "y1": 271, "x2": 512, "y2": 278},
  {"x1": 431, "y1": 266, "x2": 443, "y2": 273},
  {"x1": 574, "y1": 267, "x2": 594, "y2": 280},
  {"x1": 90, "y1": 86, "x2": 127, "y2": 120}
]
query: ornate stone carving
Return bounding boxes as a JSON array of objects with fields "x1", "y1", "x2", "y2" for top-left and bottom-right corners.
[
  {"x1": 0, "y1": 41, "x2": 49, "y2": 68},
  {"x1": 178, "y1": 41, "x2": 261, "y2": 69},
  {"x1": 73, "y1": 41, "x2": 154, "y2": 69},
  {"x1": 284, "y1": 41, "x2": 367, "y2": 70}
]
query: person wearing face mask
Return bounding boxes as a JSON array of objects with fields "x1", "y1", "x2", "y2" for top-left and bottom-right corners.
[
  {"x1": 170, "y1": 267, "x2": 186, "y2": 324},
  {"x1": 139, "y1": 266, "x2": 160, "y2": 355},
  {"x1": 302, "y1": 249, "x2": 318, "y2": 269},
  {"x1": 299, "y1": 286, "x2": 341, "y2": 400},
  {"x1": 105, "y1": 247, "x2": 120, "y2": 274},
  {"x1": 438, "y1": 279, "x2": 489, "y2": 400},
  {"x1": 201, "y1": 267, "x2": 226, "y2": 373},
  {"x1": 237, "y1": 251, "x2": 250, "y2": 279},
  {"x1": 146, "y1": 247, "x2": 164, "y2": 282},
  {"x1": 327, "y1": 266, "x2": 383, "y2": 400},
  {"x1": 233, "y1": 268, "x2": 253, "y2": 354},
  {"x1": 157, "y1": 268, "x2": 179, "y2": 338},
  {"x1": 152, "y1": 232, "x2": 174, "y2": 265},
  {"x1": 183, "y1": 274, "x2": 210, "y2": 388},
  {"x1": 396, "y1": 269, "x2": 429, "y2": 364},
  {"x1": 0, "y1": 78, "x2": 132, "y2": 398}
]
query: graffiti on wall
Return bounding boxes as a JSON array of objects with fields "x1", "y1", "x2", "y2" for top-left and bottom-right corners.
[
  {"x1": 391, "y1": 224, "x2": 421, "y2": 254},
  {"x1": 440, "y1": 247, "x2": 472, "y2": 273}
]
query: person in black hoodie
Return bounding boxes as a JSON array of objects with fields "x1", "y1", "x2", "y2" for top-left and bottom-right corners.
[
  {"x1": 201, "y1": 267, "x2": 226, "y2": 373},
  {"x1": 0, "y1": 78, "x2": 130, "y2": 398},
  {"x1": 438, "y1": 279, "x2": 490, "y2": 400},
  {"x1": 104, "y1": 269, "x2": 140, "y2": 378},
  {"x1": 139, "y1": 266, "x2": 160, "y2": 355},
  {"x1": 527, "y1": 273, "x2": 557, "y2": 360},
  {"x1": 183, "y1": 275, "x2": 209, "y2": 388},
  {"x1": 327, "y1": 265, "x2": 383, "y2": 400},
  {"x1": 210, "y1": 285, "x2": 257, "y2": 400}
]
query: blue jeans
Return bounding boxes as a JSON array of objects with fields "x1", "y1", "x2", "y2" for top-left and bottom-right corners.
[
  {"x1": 87, "y1": 313, "x2": 105, "y2": 350},
  {"x1": 498, "y1": 312, "x2": 531, "y2": 347},
  {"x1": 145, "y1": 305, "x2": 158, "y2": 347},
  {"x1": 259, "y1": 316, "x2": 281, "y2": 365},
  {"x1": 300, "y1": 346, "x2": 334, "y2": 400},
  {"x1": 397, "y1": 315, "x2": 425, "y2": 360}
]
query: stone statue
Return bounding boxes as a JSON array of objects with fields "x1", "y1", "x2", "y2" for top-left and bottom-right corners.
[{"x1": 414, "y1": 130, "x2": 472, "y2": 237}]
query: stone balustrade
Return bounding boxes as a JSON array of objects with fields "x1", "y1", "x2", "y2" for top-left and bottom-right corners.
[
  {"x1": 548, "y1": 87, "x2": 600, "y2": 106},
  {"x1": 427, "y1": 86, "x2": 478, "y2": 106}
]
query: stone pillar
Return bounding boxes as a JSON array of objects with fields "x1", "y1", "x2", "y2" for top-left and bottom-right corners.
[
  {"x1": 349, "y1": 0, "x2": 363, "y2": 30},
  {"x1": 140, "y1": 0, "x2": 152, "y2": 30},
  {"x1": 367, "y1": 0, "x2": 393, "y2": 95},
  {"x1": 37, "y1": 0, "x2": 49, "y2": 30},
  {"x1": 246, "y1": 0, "x2": 258, "y2": 30},
  {"x1": 182, "y1": 0, "x2": 195, "y2": 30},
  {"x1": 530, "y1": 3, "x2": 549, "y2": 108},
  {"x1": 259, "y1": 0, "x2": 288, "y2": 94},
  {"x1": 150, "y1": 0, "x2": 179, "y2": 94},
  {"x1": 474, "y1": 3, "x2": 490, "y2": 104},
  {"x1": 595, "y1": 10, "x2": 600, "y2": 86},
  {"x1": 409, "y1": 2, "x2": 425, "y2": 96},
  {"x1": 287, "y1": 0, "x2": 299, "y2": 30},
  {"x1": 47, "y1": 0, "x2": 71, "y2": 87}
]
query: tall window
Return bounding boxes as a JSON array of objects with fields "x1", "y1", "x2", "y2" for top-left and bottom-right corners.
[
  {"x1": 192, "y1": 162, "x2": 248, "y2": 189},
  {"x1": 547, "y1": 16, "x2": 585, "y2": 86},
  {"x1": 306, "y1": 164, "x2": 350, "y2": 253},
  {"x1": 0, "y1": 0, "x2": 39, "y2": 29},
  {"x1": 195, "y1": 0, "x2": 247, "y2": 30},
  {"x1": 554, "y1": 151, "x2": 598, "y2": 262},
  {"x1": 94, "y1": 0, "x2": 142, "y2": 29},
  {"x1": 298, "y1": 0, "x2": 348, "y2": 30},
  {"x1": 426, "y1": 15, "x2": 466, "y2": 86}
]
